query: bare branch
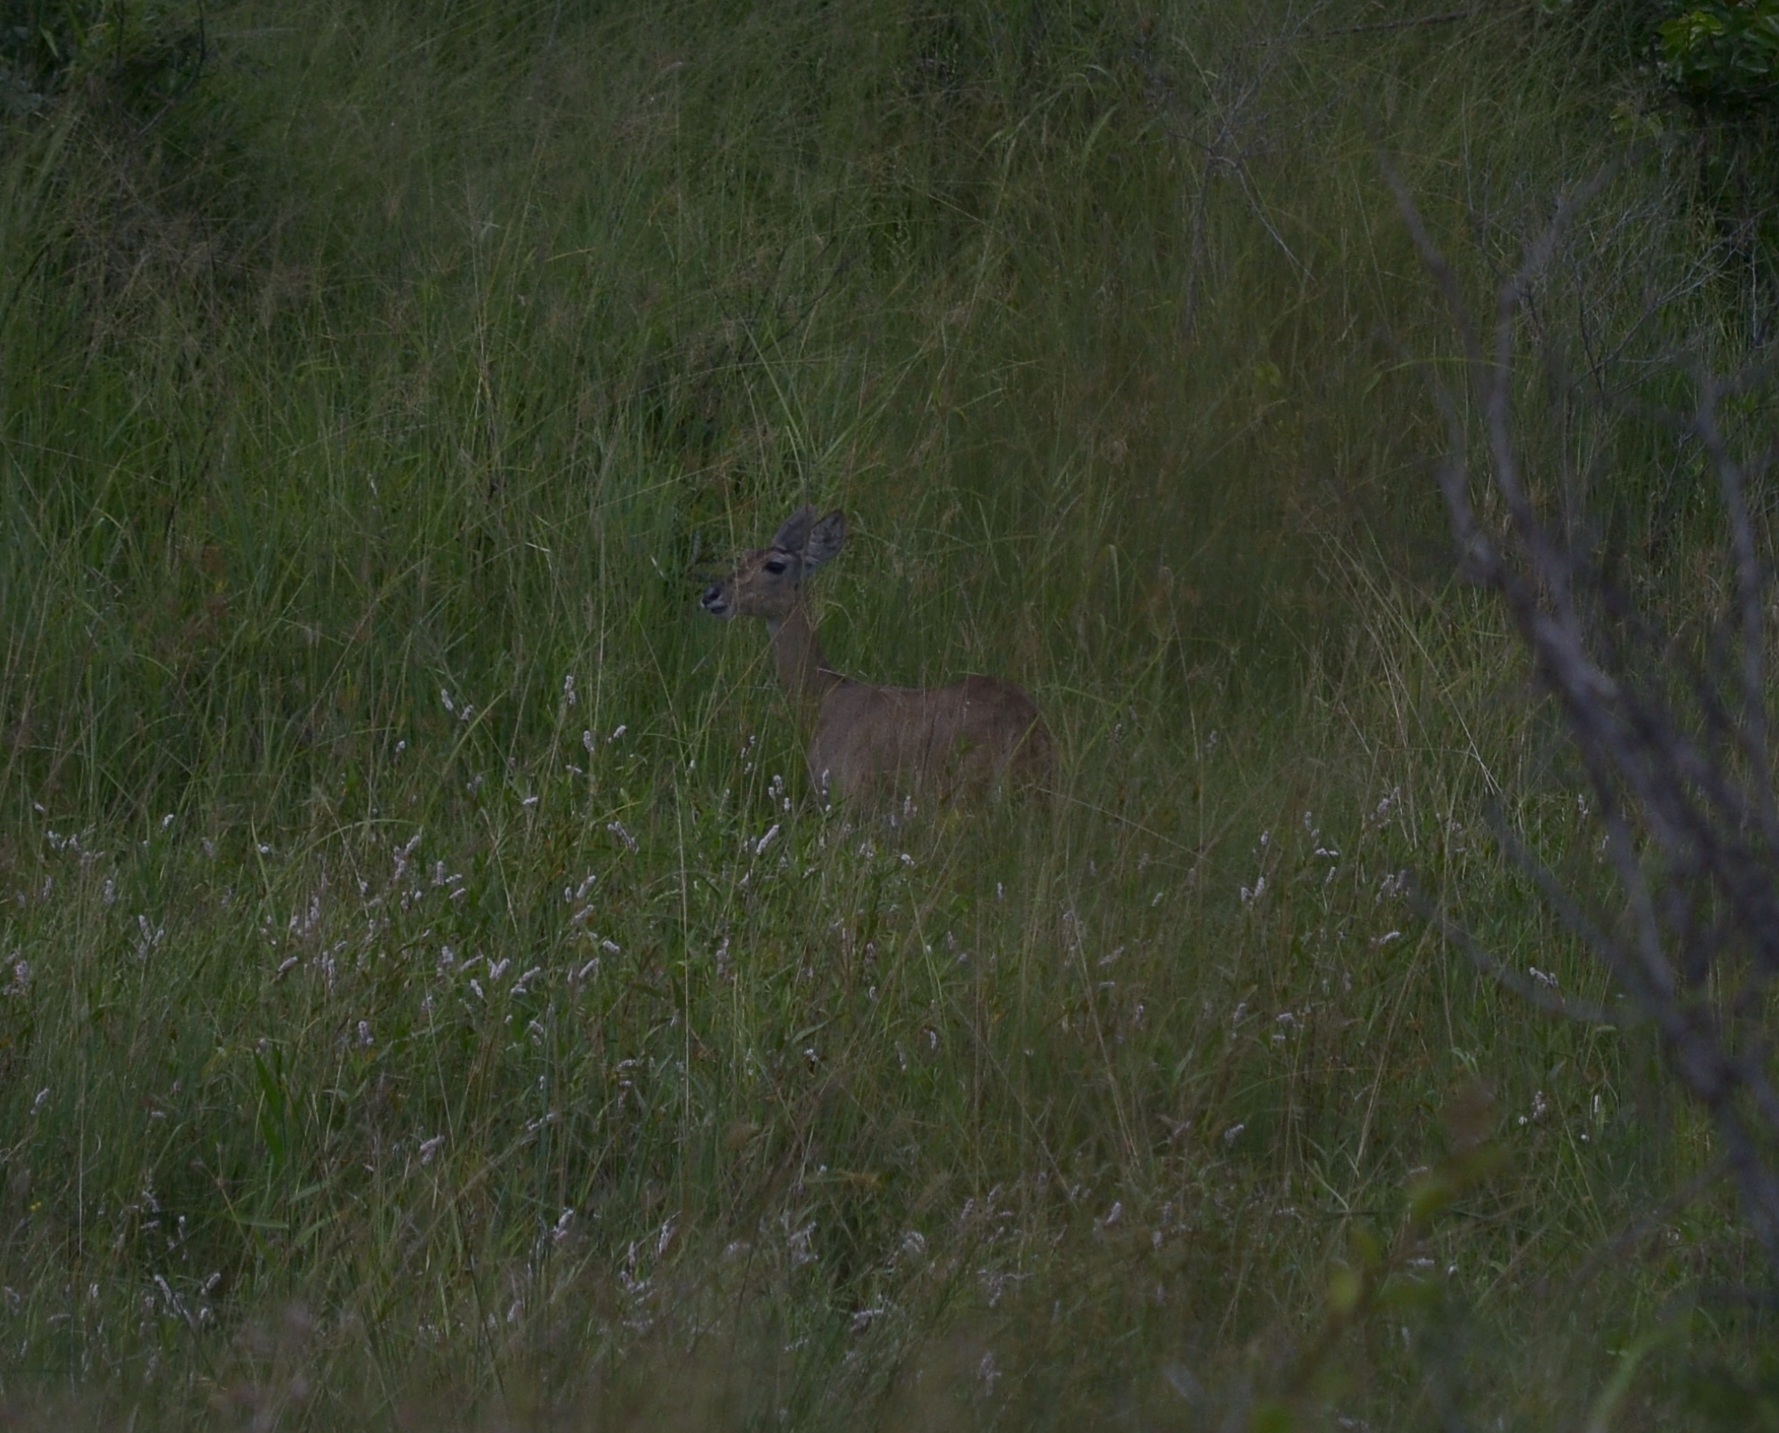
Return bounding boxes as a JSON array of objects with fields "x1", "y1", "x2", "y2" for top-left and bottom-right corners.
[{"x1": 1392, "y1": 161, "x2": 1779, "y2": 1277}]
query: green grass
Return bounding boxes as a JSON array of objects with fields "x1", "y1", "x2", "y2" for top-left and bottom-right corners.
[{"x1": 1, "y1": 0, "x2": 1775, "y2": 1426}]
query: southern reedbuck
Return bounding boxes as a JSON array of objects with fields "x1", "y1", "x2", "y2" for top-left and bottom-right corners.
[{"x1": 701, "y1": 507, "x2": 1054, "y2": 803}]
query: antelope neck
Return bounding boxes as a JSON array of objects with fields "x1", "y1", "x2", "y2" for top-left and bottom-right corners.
[{"x1": 767, "y1": 604, "x2": 844, "y2": 711}]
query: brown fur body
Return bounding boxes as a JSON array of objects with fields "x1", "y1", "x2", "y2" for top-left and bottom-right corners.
[{"x1": 702, "y1": 508, "x2": 1053, "y2": 803}]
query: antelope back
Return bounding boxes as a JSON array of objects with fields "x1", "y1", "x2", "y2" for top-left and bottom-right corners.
[{"x1": 811, "y1": 675, "x2": 1052, "y2": 802}]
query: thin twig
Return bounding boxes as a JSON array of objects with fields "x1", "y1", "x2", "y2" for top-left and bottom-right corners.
[{"x1": 1316, "y1": 8, "x2": 1498, "y2": 39}]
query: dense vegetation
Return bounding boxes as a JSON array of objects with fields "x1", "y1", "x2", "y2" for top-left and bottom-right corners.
[{"x1": 3, "y1": 0, "x2": 1777, "y2": 1426}]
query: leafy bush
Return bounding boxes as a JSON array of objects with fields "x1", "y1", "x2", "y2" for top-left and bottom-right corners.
[
  {"x1": 1660, "y1": 0, "x2": 1779, "y2": 107},
  {"x1": 1, "y1": 0, "x2": 206, "y2": 120}
]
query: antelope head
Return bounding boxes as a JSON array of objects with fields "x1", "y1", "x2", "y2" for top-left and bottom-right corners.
[{"x1": 701, "y1": 506, "x2": 846, "y2": 623}]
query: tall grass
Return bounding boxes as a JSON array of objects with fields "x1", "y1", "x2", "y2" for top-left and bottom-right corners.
[{"x1": 1, "y1": 0, "x2": 1772, "y2": 1426}]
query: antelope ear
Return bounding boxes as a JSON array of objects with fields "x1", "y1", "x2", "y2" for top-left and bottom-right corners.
[
  {"x1": 803, "y1": 509, "x2": 846, "y2": 571},
  {"x1": 771, "y1": 506, "x2": 816, "y2": 554}
]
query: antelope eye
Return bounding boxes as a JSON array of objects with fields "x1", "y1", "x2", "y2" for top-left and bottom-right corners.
[{"x1": 764, "y1": 559, "x2": 787, "y2": 575}]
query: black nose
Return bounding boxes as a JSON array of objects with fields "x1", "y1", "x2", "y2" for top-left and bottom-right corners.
[{"x1": 702, "y1": 584, "x2": 721, "y2": 604}]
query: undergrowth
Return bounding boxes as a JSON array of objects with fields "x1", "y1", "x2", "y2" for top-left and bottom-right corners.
[{"x1": 1, "y1": 0, "x2": 1773, "y2": 1427}]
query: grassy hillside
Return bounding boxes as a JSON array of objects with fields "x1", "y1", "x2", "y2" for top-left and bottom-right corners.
[{"x1": 1, "y1": 0, "x2": 1772, "y2": 1426}]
